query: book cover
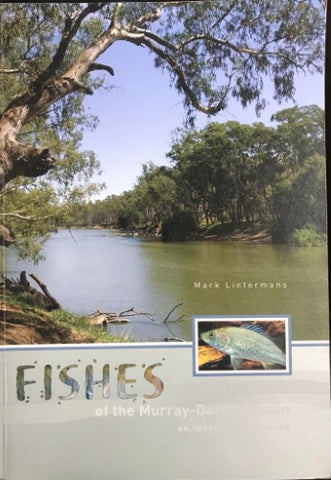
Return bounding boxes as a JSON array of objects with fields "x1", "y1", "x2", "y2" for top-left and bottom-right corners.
[{"x1": 1, "y1": 2, "x2": 330, "y2": 479}]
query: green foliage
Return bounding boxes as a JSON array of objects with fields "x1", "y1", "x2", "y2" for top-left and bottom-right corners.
[
  {"x1": 168, "y1": 119, "x2": 281, "y2": 226},
  {"x1": 134, "y1": 163, "x2": 177, "y2": 225},
  {"x1": 1, "y1": 4, "x2": 107, "y2": 260},
  {"x1": 147, "y1": 0, "x2": 325, "y2": 119},
  {"x1": 291, "y1": 225, "x2": 327, "y2": 247},
  {"x1": 161, "y1": 209, "x2": 197, "y2": 241},
  {"x1": 271, "y1": 104, "x2": 325, "y2": 173},
  {"x1": 271, "y1": 154, "x2": 326, "y2": 242}
]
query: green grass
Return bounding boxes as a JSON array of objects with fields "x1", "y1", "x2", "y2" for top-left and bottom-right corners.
[
  {"x1": 50, "y1": 308, "x2": 133, "y2": 343},
  {"x1": 3, "y1": 290, "x2": 132, "y2": 343}
]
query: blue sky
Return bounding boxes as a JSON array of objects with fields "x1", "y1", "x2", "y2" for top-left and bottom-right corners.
[{"x1": 81, "y1": 41, "x2": 325, "y2": 198}]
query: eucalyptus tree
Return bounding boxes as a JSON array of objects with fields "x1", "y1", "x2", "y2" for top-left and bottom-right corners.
[
  {"x1": 270, "y1": 104, "x2": 325, "y2": 174},
  {"x1": 0, "y1": 1, "x2": 325, "y2": 255},
  {"x1": 168, "y1": 121, "x2": 279, "y2": 225},
  {"x1": 270, "y1": 105, "x2": 326, "y2": 243},
  {"x1": 133, "y1": 163, "x2": 177, "y2": 226}
]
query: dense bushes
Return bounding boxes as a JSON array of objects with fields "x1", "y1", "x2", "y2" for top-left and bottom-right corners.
[
  {"x1": 161, "y1": 210, "x2": 197, "y2": 241},
  {"x1": 292, "y1": 225, "x2": 327, "y2": 247}
]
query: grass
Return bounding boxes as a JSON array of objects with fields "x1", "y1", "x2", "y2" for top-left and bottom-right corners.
[
  {"x1": 50, "y1": 308, "x2": 132, "y2": 343},
  {"x1": 2, "y1": 290, "x2": 132, "y2": 344}
]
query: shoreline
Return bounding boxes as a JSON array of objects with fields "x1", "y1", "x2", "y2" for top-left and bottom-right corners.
[
  {"x1": 90, "y1": 224, "x2": 326, "y2": 247},
  {"x1": 91, "y1": 223, "x2": 273, "y2": 244}
]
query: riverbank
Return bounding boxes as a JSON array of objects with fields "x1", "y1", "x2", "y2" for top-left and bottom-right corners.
[
  {"x1": 91, "y1": 221, "x2": 272, "y2": 243},
  {"x1": 197, "y1": 222, "x2": 272, "y2": 243},
  {"x1": 116, "y1": 221, "x2": 325, "y2": 246},
  {"x1": 142, "y1": 224, "x2": 271, "y2": 243},
  {"x1": 0, "y1": 291, "x2": 130, "y2": 345}
]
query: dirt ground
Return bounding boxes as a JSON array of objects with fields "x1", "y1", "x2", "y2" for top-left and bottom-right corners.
[{"x1": 0, "y1": 302, "x2": 88, "y2": 345}]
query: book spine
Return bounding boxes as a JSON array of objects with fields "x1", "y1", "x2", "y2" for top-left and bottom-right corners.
[{"x1": 0, "y1": 351, "x2": 7, "y2": 480}]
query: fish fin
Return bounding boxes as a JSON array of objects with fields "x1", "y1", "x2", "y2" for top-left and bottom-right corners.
[
  {"x1": 241, "y1": 323, "x2": 268, "y2": 337},
  {"x1": 231, "y1": 356, "x2": 245, "y2": 370},
  {"x1": 261, "y1": 362, "x2": 273, "y2": 370},
  {"x1": 261, "y1": 362, "x2": 285, "y2": 370}
]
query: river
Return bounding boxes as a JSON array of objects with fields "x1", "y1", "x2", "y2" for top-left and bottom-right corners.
[{"x1": 2, "y1": 229, "x2": 329, "y2": 341}]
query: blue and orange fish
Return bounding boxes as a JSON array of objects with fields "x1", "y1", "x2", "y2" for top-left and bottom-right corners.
[{"x1": 200, "y1": 323, "x2": 286, "y2": 370}]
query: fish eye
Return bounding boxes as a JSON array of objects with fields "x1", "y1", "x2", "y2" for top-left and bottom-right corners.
[{"x1": 208, "y1": 332, "x2": 215, "y2": 339}]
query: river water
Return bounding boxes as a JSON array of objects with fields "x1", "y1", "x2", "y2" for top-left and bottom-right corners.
[{"x1": 2, "y1": 229, "x2": 329, "y2": 341}]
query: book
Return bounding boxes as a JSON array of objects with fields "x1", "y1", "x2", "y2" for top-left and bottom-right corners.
[{"x1": 1, "y1": 2, "x2": 330, "y2": 479}]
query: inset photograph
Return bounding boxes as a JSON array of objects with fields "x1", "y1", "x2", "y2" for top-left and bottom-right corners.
[{"x1": 193, "y1": 316, "x2": 291, "y2": 375}]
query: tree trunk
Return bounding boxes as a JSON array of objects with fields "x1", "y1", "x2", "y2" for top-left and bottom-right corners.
[
  {"x1": 0, "y1": 224, "x2": 15, "y2": 247},
  {"x1": 0, "y1": 19, "x2": 137, "y2": 188}
]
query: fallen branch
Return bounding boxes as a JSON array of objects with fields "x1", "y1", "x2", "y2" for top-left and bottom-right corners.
[
  {"x1": 29, "y1": 273, "x2": 61, "y2": 310},
  {"x1": 87, "y1": 307, "x2": 157, "y2": 325},
  {"x1": 162, "y1": 302, "x2": 183, "y2": 323},
  {"x1": 87, "y1": 303, "x2": 186, "y2": 328},
  {"x1": 119, "y1": 307, "x2": 156, "y2": 321},
  {"x1": 2, "y1": 271, "x2": 61, "y2": 311}
]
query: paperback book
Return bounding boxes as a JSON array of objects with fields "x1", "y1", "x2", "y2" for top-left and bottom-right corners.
[{"x1": 0, "y1": 2, "x2": 330, "y2": 479}]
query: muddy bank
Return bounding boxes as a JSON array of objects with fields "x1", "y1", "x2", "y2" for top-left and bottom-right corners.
[
  {"x1": 199, "y1": 229, "x2": 271, "y2": 243},
  {"x1": 0, "y1": 302, "x2": 89, "y2": 345},
  {"x1": 109, "y1": 223, "x2": 272, "y2": 244}
]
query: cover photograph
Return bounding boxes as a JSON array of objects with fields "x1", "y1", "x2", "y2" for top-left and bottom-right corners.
[{"x1": 0, "y1": 2, "x2": 330, "y2": 479}]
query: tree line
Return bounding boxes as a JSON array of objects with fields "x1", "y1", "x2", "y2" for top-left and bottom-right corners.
[{"x1": 71, "y1": 105, "x2": 326, "y2": 246}]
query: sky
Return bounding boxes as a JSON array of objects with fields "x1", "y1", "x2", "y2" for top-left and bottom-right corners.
[{"x1": 81, "y1": 40, "x2": 325, "y2": 199}]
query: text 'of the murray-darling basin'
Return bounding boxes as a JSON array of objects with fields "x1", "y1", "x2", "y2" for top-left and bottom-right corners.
[{"x1": 94, "y1": 403, "x2": 291, "y2": 418}]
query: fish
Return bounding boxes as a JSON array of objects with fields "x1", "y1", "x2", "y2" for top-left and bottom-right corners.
[{"x1": 200, "y1": 323, "x2": 286, "y2": 370}]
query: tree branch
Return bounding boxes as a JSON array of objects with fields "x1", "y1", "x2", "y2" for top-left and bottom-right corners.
[
  {"x1": 88, "y1": 62, "x2": 114, "y2": 76},
  {"x1": 176, "y1": 32, "x2": 310, "y2": 69},
  {"x1": 140, "y1": 36, "x2": 228, "y2": 115},
  {"x1": 210, "y1": 2, "x2": 236, "y2": 31},
  {"x1": 35, "y1": 3, "x2": 106, "y2": 85},
  {"x1": 110, "y1": 3, "x2": 122, "y2": 28},
  {"x1": 162, "y1": 303, "x2": 183, "y2": 323},
  {"x1": 0, "y1": 187, "x2": 16, "y2": 199},
  {"x1": 2, "y1": 143, "x2": 57, "y2": 185},
  {"x1": 29, "y1": 273, "x2": 61, "y2": 309},
  {"x1": 0, "y1": 212, "x2": 54, "y2": 221},
  {"x1": 128, "y1": 3, "x2": 167, "y2": 28},
  {"x1": 128, "y1": 1, "x2": 194, "y2": 29},
  {"x1": 133, "y1": 27, "x2": 177, "y2": 52},
  {"x1": 0, "y1": 68, "x2": 22, "y2": 75}
]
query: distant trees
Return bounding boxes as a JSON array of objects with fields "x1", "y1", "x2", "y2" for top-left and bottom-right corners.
[
  {"x1": 269, "y1": 105, "x2": 326, "y2": 242},
  {"x1": 168, "y1": 120, "x2": 280, "y2": 226},
  {"x1": 79, "y1": 105, "x2": 326, "y2": 245}
]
